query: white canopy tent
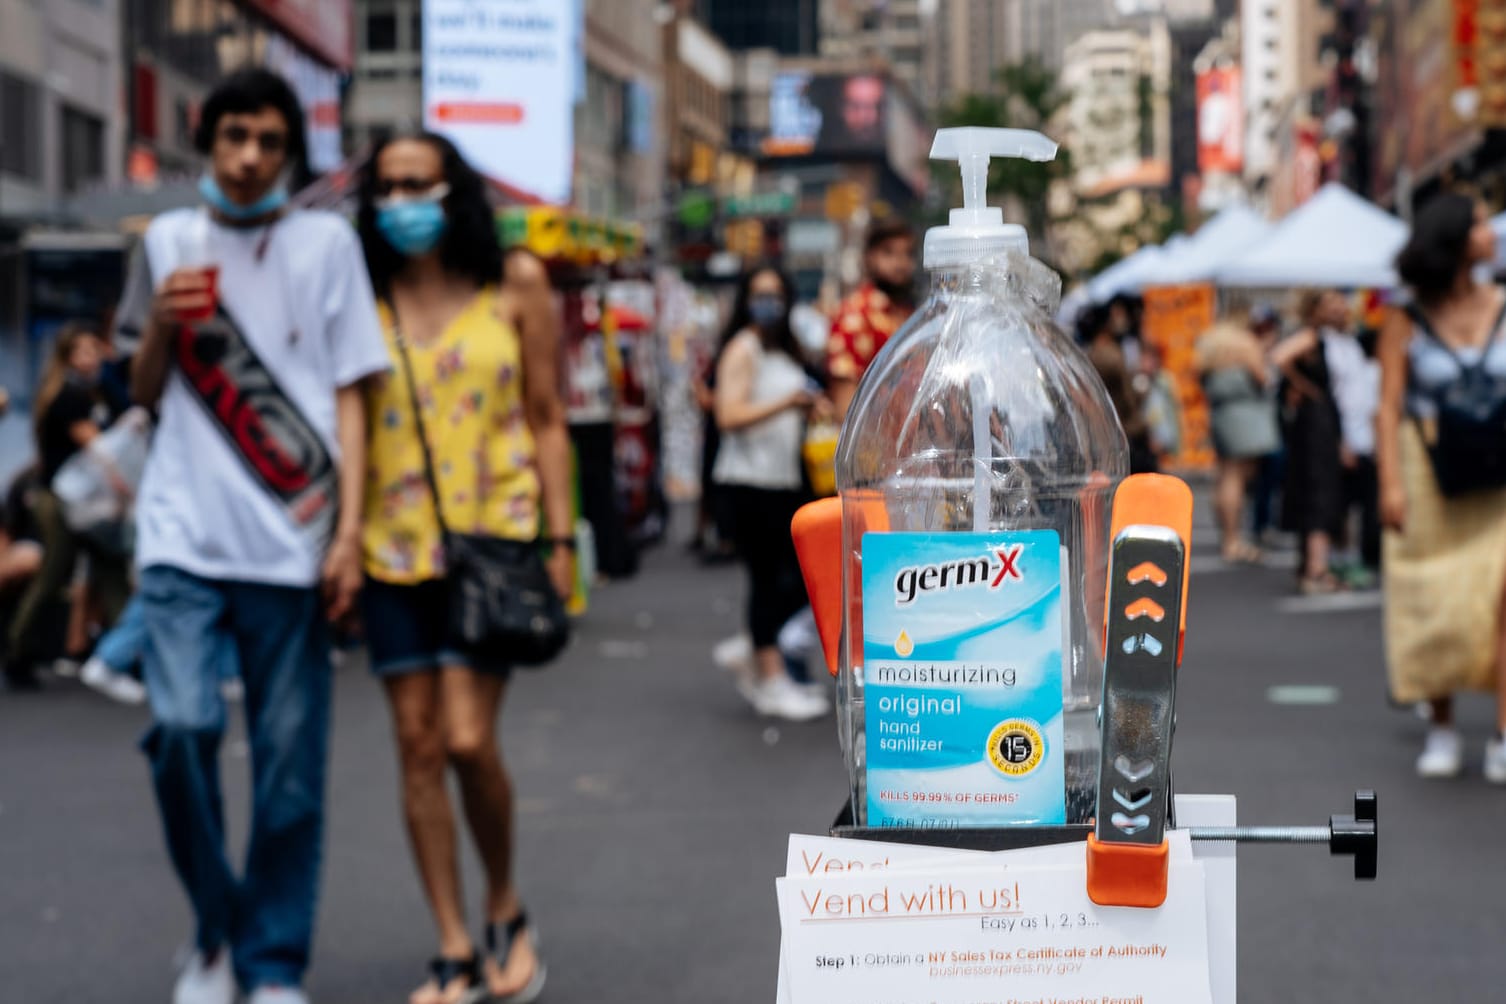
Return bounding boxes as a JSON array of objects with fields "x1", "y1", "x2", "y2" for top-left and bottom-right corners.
[
  {"x1": 1215, "y1": 183, "x2": 1408, "y2": 289},
  {"x1": 1153, "y1": 205, "x2": 1271, "y2": 286},
  {"x1": 1087, "y1": 240, "x2": 1180, "y2": 303}
]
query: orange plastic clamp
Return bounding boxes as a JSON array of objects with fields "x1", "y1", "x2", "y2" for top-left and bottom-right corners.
[
  {"x1": 791, "y1": 498, "x2": 845, "y2": 676},
  {"x1": 1103, "y1": 473, "x2": 1194, "y2": 666},
  {"x1": 1085, "y1": 834, "x2": 1170, "y2": 908}
]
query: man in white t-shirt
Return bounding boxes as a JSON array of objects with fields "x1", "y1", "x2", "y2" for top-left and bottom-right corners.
[{"x1": 114, "y1": 69, "x2": 389, "y2": 1004}]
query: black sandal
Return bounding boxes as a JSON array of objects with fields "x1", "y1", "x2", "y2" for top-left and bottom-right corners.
[
  {"x1": 422, "y1": 952, "x2": 486, "y2": 1004},
  {"x1": 485, "y1": 912, "x2": 547, "y2": 1004}
]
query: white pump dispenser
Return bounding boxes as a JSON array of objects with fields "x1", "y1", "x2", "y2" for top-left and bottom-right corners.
[
  {"x1": 923, "y1": 127, "x2": 1058, "y2": 269},
  {"x1": 832, "y1": 124, "x2": 1127, "y2": 828}
]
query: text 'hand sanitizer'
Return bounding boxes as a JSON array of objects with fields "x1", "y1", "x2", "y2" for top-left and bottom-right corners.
[{"x1": 834, "y1": 127, "x2": 1129, "y2": 828}]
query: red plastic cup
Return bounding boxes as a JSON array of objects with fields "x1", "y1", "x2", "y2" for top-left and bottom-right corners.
[{"x1": 180, "y1": 265, "x2": 220, "y2": 323}]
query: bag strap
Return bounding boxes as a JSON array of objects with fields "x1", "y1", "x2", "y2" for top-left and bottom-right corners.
[
  {"x1": 385, "y1": 301, "x2": 451, "y2": 540},
  {"x1": 1407, "y1": 293, "x2": 1506, "y2": 375}
]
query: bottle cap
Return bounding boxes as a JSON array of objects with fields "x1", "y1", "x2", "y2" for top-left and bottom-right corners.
[{"x1": 924, "y1": 127, "x2": 1058, "y2": 269}]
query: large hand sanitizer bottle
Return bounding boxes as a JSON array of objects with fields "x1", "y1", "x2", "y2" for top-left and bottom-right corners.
[{"x1": 835, "y1": 128, "x2": 1128, "y2": 828}]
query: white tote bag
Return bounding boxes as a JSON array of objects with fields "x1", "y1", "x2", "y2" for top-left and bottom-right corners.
[{"x1": 51, "y1": 406, "x2": 153, "y2": 554}]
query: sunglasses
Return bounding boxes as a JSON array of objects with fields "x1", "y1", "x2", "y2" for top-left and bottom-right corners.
[{"x1": 375, "y1": 176, "x2": 447, "y2": 199}]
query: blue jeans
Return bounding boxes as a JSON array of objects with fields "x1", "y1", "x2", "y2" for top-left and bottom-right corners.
[
  {"x1": 95, "y1": 592, "x2": 146, "y2": 674},
  {"x1": 137, "y1": 565, "x2": 332, "y2": 992}
]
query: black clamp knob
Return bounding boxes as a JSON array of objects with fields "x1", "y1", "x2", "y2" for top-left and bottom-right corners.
[{"x1": 1330, "y1": 789, "x2": 1378, "y2": 881}]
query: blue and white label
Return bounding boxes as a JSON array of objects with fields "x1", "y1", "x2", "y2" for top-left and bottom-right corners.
[{"x1": 862, "y1": 531, "x2": 1067, "y2": 827}]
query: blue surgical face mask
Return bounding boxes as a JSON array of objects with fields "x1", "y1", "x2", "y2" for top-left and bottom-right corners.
[
  {"x1": 376, "y1": 198, "x2": 449, "y2": 258},
  {"x1": 199, "y1": 173, "x2": 288, "y2": 220},
  {"x1": 748, "y1": 294, "x2": 786, "y2": 329}
]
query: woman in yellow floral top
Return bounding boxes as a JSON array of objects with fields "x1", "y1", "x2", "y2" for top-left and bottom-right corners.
[{"x1": 357, "y1": 133, "x2": 570, "y2": 1004}]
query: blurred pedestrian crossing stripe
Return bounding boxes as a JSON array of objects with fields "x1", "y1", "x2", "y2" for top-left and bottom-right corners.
[
  {"x1": 1276, "y1": 590, "x2": 1382, "y2": 615},
  {"x1": 1266, "y1": 685, "x2": 1341, "y2": 705}
]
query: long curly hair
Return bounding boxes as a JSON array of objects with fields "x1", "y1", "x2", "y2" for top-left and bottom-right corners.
[{"x1": 356, "y1": 131, "x2": 503, "y2": 298}]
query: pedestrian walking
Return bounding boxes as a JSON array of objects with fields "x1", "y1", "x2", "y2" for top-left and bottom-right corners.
[
  {"x1": 1136, "y1": 341, "x2": 1182, "y2": 467},
  {"x1": 115, "y1": 69, "x2": 390, "y2": 1004},
  {"x1": 0, "y1": 466, "x2": 46, "y2": 688},
  {"x1": 713, "y1": 266, "x2": 830, "y2": 722},
  {"x1": 1378, "y1": 193, "x2": 1506, "y2": 781},
  {"x1": 826, "y1": 219, "x2": 916, "y2": 417},
  {"x1": 1324, "y1": 316, "x2": 1382, "y2": 579},
  {"x1": 5, "y1": 323, "x2": 131, "y2": 689},
  {"x1": 1196, "y1": 312, "x2": 1280, "y2": 564},
  {"x1": 356, "y1": 131, "x2": 572, "y2": 1004},
  {"x1": 1272, "y1": 291, "x2": 1349, "y2": 593},
  {"x1": 1082, "y1": 305, "x2": 1157, "y2": 474}
]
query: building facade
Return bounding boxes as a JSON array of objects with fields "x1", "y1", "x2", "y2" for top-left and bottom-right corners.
[
  {"x1": 0, "y1": 0, "x2": 124, "y2": 223},
  {"x1": 696, "y1": 0, "x2": 820, "y2": 56},
  {"x1": 934, "y1": 0, "x2": 1014, "y2": 107},
  {"x1": 345, "y1": 0, "x2": 423, "y2": 147},
  {"x1": 125, "y1": 0, "x2": 351, "y2": 184},
  {"x1": 1241, "y1": 0, "x2": 1333, "y2": 205},
  {"x1": 820, "y1": 0, "x2": 929, "y2": 107},
  {"x1": 1057, "y1": 20, "x2": 1175, "y2": 271},
  {"x1": 575, "y1": 0, "x2": 665, "y2": 229}
]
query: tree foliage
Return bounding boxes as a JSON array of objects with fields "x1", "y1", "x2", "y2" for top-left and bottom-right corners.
[{"x1": 934, "y1": 57, "x2": 1074, "y2": 241}]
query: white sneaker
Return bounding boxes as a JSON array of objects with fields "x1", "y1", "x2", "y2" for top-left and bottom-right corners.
[
  {"x1": 80, "y1": 657, "x2": 147, "y2": 706},
  {"x1": 248, "y1": 987, "x2": 309, "y2": 1004},
  {"x1": 1485, "y1": 736, "x2": 1506, "y2": 784},
  {"x1": 752, "y1": 674, "x2": 830, "y2": 722},
  {"x1": 712, "y1": 634, "x2": 754, "y2": 673},
  {"x1": 1416, "y1": 727, "x2": 1464, "y2": 779},
  {"x1": 174, "y1": 949, "x2": 234, "y2": 1004}
]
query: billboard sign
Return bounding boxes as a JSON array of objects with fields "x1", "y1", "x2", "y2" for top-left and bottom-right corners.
[
  {"x1": 423, "y1": 0, "x2": 580, "y2": 205},
  {"x1": 763, "y1": 73, "x2": 888, "y2": 157},
  {"x1": 265, "y1": 33, "x2": 342, "y2": 173},
  {"x1": 1196, "y1": 67, "x2": 1243, "y2": 175}
]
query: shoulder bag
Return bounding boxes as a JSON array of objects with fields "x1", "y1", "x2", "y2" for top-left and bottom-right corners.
[
  {"x1": 389, "y1": 307, "x2": 570, "y2": 667},
  {"x1": 1407, "y1": 297, "x2": 1506, "y2": 497}
]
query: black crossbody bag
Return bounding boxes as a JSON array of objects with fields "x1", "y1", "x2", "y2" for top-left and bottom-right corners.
[
  {"x1": 1407, "y1": 298, "x2": 1506, "y2": 497},
  {"x1": 389, "y1": 309, "x2": 570, "y2": 667}
]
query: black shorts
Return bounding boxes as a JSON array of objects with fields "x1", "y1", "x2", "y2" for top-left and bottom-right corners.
[{"x1": 360, "y1": 576, "x2": 510, "y2": 679}]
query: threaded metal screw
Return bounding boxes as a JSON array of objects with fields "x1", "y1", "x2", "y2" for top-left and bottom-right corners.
[{"x1": 1188, "y1": 826, "x2": 1331, "y2": 844}]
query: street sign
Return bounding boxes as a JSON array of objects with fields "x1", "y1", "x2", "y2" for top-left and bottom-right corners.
[{"x1": 723, "y1": 191, "x2": 797, "y2": 218}]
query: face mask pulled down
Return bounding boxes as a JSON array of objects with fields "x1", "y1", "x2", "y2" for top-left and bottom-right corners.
[{"x1": 199, "y1": 173, "x2": 289, "y2": 221}]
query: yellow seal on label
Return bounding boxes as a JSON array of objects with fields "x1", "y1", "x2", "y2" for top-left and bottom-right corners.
[
  {"x1": 895, "y1": 630, "x2": 914, "y2": 657},
  {"x1": 987, "y1": 719, "x2": 1046, "y2": 777}
]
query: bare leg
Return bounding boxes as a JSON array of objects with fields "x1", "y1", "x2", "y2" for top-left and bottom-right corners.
[
  {"x1": 436, "y1": 667, "x2": 539, "y2": 997},
  {"x1": 0, "y1": 539, "x2": 42, "y2": 590},
  {"x1": 754, "y1": 645, "x2": 786, "y2": 682},
  {"x1": 383, "y1": 672, "x2": 476, "y2": 1004},
  {"x1": 1304, "y1": 531, "x2": 1332, "y2": 581},
  {"x1": 1216, "y1": 460, "x2": 1255, "y2": 558}
]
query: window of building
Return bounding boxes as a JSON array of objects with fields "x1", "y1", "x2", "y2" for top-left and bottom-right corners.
[
  {"x1": 0, "y1": 71, "x2": 42, "y2": 181},
  {"x1": 367, "y1": 12, "x2": 398, "y2": 52},
  {"x1": 61, "y1": 104, "x2": 105, "y2": 193}
]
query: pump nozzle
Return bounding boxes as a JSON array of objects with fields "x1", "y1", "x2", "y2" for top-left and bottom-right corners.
[{"x1": 924, "y1": 127, "x2": 1059, "y2": 269}]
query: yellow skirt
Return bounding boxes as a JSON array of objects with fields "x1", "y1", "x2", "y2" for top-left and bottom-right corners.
[{"x1": 1384, "y1": 423, "x2": 1506, "y2": 703}]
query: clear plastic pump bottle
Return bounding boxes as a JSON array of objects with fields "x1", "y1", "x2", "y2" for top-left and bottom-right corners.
[{"x1": 834, "y1": 128, "x2": 1129, "y2": 825}]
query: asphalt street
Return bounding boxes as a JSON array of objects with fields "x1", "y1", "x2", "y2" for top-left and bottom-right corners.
[{"x1": 3, "y1": 509, "x2": 1506, "y2": 1003}]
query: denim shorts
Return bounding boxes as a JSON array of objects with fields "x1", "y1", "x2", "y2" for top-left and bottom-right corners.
[{"x1": 360, "y1": 577, "x2": 509, "y2": 679}]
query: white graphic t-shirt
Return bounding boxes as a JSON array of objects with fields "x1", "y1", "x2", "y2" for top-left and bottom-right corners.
[{"x1": 115, "y1": 208, "x2": 390, "y2": 587}]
